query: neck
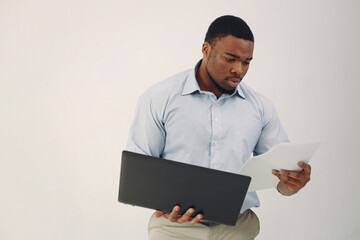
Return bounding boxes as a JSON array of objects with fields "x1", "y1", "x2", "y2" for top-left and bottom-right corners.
[{"x1": 196, "y1": 61, "x2": 222, "y2": 99}]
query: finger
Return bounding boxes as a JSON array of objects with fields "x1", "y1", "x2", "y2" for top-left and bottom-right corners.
[
  {"x1": 298, "y1": 162, "x2": 311, "y2": 175},
  {"x1": 177, "y1": 208, "x2": 195, "y2": 223},
  {"x1": 280, "y1": 168, "x2": 311, "y2": 183},
  {"x1": 168, "y1": 205, "x2": 181, "y2": 222},
  {"x1": 278, "y1": 173, "x2": 302, "y2": 186},
  {"x1": 272, "y1": 169, "x2": 281, "y2": 179},
  {"x1": 154, "y1": 210, "x2": 165, "y2": 218},
  {"x1": 285, "y1": 170, "x2": 310, "y2": 183},
  {"x1": 280, "y1": 170, "x2": 302, "y2": 180},
  {"x1": 188, "y1": 213, "x2": 203, "y2": 225}
]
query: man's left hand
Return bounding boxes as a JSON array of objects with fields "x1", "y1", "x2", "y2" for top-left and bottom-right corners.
[{"x1": 272, "y1": 161, "x2": 311, "y2": 196}]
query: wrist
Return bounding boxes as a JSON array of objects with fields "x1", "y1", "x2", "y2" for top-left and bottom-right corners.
[{"x1": 276, "y1": 183, "x2": 298, "y2": 196}]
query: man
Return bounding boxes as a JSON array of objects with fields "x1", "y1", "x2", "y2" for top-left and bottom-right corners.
[{"x1": 126, "y1": 15, "x2": 311, "y2": 240}]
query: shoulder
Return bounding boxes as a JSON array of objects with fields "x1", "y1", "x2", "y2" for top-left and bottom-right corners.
[
  {"x1": 143, "y1": 69, "x2": 191, "y2": 99},
  {"x1": 239, "y1": 82, "x2": 276, "y2": 114},
  {"x1": 135, "y1": 68, "x2": 192, "y2": 114}
]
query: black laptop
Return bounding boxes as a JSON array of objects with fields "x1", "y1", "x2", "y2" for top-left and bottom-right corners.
[{"x1": 118, "y1": 151, "x2": 251, "y2": 226}]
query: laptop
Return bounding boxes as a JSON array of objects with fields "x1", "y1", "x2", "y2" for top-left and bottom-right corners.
[{"x1": 118, "y1": 150, "x2": 251, "y2": 226}]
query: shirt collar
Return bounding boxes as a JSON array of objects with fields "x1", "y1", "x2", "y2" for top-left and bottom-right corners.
[
  {"x1": 182, "y1": 61, "x2": 202, "y2": 95},
  {"x1": 182, "y1": 60, "x2": 246, "y2": 99}
]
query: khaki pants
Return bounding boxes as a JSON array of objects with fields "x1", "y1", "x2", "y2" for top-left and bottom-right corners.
[{"x1": 148, "y1": 209, "x2": 260, "y2": 240}]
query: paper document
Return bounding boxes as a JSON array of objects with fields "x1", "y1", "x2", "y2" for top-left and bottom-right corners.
[{"x1": 239, "y1": 141, "x2": 321, "y2": 192}]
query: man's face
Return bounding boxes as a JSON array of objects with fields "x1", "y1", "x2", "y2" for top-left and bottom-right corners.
[{"x1": 203, "y1": 35, "x2": 254, "y2": 93}]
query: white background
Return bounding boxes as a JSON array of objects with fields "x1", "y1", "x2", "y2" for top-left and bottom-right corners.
[{"x1": 1, "y1": 0, "x2": 359, "y2": 239}]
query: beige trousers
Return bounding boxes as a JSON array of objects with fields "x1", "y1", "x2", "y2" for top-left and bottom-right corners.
[{"x1": 148, "y1": 209, "x2": 260, "y2": 240}]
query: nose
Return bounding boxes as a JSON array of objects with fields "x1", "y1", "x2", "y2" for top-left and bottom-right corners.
[{"x1": 230, "y1": 62, "x2": 245, "y2": 76}]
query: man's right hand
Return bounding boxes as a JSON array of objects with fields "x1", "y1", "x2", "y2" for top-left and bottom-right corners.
[{"x1": 154, "y1": 205, "x2": 204, "y2": 224}]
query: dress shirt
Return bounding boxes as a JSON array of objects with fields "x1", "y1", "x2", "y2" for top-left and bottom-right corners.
[{"x1": 126, "y1": 61, "x2": 289, "y2": 213}]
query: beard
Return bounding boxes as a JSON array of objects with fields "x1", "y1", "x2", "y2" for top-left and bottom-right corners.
[{"x1": 205, "y1": 65, "x2": 236, "y2": 95}]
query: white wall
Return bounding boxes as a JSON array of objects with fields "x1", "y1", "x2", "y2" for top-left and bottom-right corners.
[{"x1": 1, "y1": 0, "x2": 359, "y2": 239}]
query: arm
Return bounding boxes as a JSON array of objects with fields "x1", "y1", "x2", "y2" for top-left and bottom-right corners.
[
  {"x1": 126, "y1": 93, "x2": 165, "y2": 156},
  {"x1": 251, "y1": 99, "x2": 311, "y2": 196},
  {"x1": 253, "y1": 99, "x2": 289, "y2": 157},
  {"x1": 127, "y1": 93, "x2": 203, "y2": 224}
]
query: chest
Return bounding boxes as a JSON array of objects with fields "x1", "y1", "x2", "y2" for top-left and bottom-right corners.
[{"x1": 163, "y1": 94, "x2": 263, "y2": 145}]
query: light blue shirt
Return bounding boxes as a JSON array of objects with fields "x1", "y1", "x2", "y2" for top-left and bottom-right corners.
[{"x1": 126, "y1": 61, "x2": 289, "y2": 213}]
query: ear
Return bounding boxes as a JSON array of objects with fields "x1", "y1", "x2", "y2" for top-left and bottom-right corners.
[{"x1": 202, "y1": 42, "x2": 212, "y2": 60}]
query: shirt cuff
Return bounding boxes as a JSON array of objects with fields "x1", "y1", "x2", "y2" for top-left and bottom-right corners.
[{"x1": 276, "y1": 184, "x2": 297, "y2": 196}]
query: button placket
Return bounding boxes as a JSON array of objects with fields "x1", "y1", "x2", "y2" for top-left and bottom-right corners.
[{"x1": 210, "y1": 102, "x2": 222, "y2": 169}]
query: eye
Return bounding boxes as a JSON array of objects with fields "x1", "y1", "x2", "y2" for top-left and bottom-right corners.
[
  {"x1": 243, "y1": 61, "x2": 250, "y2": 66},
  {"x1": 225, "y1": 57, "x2": 235, "y2": 62}
]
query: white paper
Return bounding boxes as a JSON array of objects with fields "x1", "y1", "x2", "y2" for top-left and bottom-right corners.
[{"x1": 239, "y1": 141, "x2": 321, "y2": 192}]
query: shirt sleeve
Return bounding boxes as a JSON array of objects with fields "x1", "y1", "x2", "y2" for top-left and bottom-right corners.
[
  {"x1": 126, "y1": 93, "x2": 166, "y2": 157},
  {"x1": 253, "y1": 100, "x2": 289, "y2": 156}
]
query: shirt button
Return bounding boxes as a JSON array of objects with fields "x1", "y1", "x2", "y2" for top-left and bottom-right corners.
[
  {"x1": 214, "y1": 118, "x2": 218, "y2": 122},
  {"x1": 214, "y1": 141, "x2": 218, "y2": 145}
]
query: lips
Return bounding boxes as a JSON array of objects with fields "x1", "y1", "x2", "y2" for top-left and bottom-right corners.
[
  {"x1": 226, "y1": 78, "x2": 241, "y2": 88},
  {"x1": 227, "y1": 76, "x2": 241, "y2": 83},
  {"x1": 227, "y1": 77, "x2": 241, "y2": 82},
  {"x1": 227, "y1": 77, "x2": 241, "y2": 83}
]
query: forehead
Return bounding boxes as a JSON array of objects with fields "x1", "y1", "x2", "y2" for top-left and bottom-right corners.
[{"x1": 213, "y1": 35, "x2": 254, "y2": 57}]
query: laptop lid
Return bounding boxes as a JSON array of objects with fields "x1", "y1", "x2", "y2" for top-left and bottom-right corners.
[{"x1": 118, "y1": 150, "x2": 251, "y2": 226}]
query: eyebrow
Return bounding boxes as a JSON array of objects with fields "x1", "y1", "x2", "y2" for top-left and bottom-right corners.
[{"x1": 225, "y1": 52, "x2": 253, "y2": 61}]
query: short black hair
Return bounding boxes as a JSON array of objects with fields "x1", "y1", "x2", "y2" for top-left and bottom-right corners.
[{"x1": 205, "y1": 15, "x2": 254, "y2": 46}]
